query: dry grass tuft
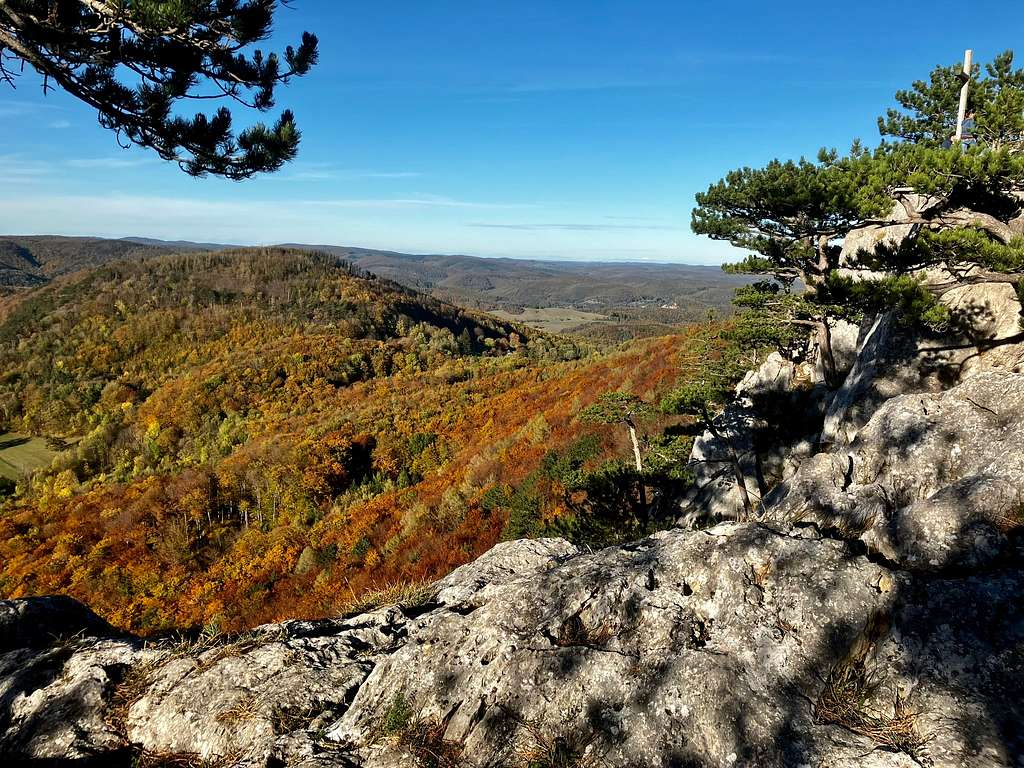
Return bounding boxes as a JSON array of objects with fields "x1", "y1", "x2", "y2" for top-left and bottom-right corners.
[
  {"x1": 814, "y1": 658, "x2": 928, "y2": 758},
  {"x1": 398, "y1": 718, "x2": 464, "y2": 768},
  {"x1": 193, "y1": 631, "x2": 264, "y2": 671},
  {"x1": 107, "y1": 658, "x2": 163, "y2": 740},
  {"x1": 513, "y1": 720, "x2": 604, "y2": 768},
  {"x1": 554, "y1": 614, "x2": 615, "y2": 649},
  {"x1": 375, "y1": 694, "x2": 463, "y2": 768},
  {"x1": 215, "y1": 690, "x2": 265, "y2": 725},
  {"x1": 750, "y1": 556, "x2": 774, "y2": 588},
  {"x1": 993, "y1": 504, "x2": 1024, "y2": 533},
  {"x1": 130, "y1": 748, "x2": 243, "y2": 768},
  {"x1": 338, "y1": 578, "x2": 437, "y2": 617},
  {"x1": 270, "y1": 702, "x2": 321, "y2": 734}
]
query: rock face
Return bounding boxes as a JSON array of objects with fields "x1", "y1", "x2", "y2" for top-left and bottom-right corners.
[
  {"x1": 678, "y1": 351, "x2": 831, "y2": 524},
  {"x1": 838, "y1": 198, "x2": 919, "y2": 270},
  {"x1": 327, "y1": 525, "x2": 896, "y2": 768},
  {"x1": 3, "y1": 299, "x2": 1024, "y2": 767},
  {"x1": 0, "y1": 595, "x2": 116, "y2": 652},
  {"x1": 2, "y1": 525, "x2": 1022, "y2": 767},
  {"x1": 769, "y1": 370, "x2": 1024, "y2": 571},
  {"x1": 822, "y1": 283, "x2": 1024, "y2": 449}
]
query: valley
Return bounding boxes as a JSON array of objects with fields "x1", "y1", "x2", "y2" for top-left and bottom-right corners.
[
  {"x1": 4, "y1": 4, "x2": 1024, "y2": 764},
  {"x1": 0, "y1": 433, "x2": 56, "y2": 482},
  {"x1": 487, "y1": 306, "x2": 610, "y2": 333},
  {"x1": 0, "y1": 246, "x2": 705, "y2": 633}
]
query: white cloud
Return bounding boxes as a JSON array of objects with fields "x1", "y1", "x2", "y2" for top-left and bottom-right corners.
[
  {"x1": 0, "y1": 193, "x2": 539, "y2": 245},
  {"x1": 305, "y1": 194, "x2": 535, "y2": 210},
  {"x1": 49, "y1": 119, "x2": 72, "y2": 129},
  {"x1": 0, "y1": 99, "x2": 65, "y2": 119},
  {"x1": 353, "y1": 171, "x2": 423, "y2": 179},
  {"x1": 277, "y1": 166, "x2": 423, "y2": 182},
  {"x1": 470, "y1": 222, "x2": 682, "y2": 232},
  {"x1": 0, "y1": 193, "x2": 727, "y2": 264},
  {"x1": 67, "y1": 157, "x2": 155, "y2": 169},
  {"x1": 0, "y1": 153, "x2": 54, "y2": 183}
]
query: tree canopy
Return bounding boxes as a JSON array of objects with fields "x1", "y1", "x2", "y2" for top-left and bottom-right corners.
[
  {"x1": 879, "y1": 50, "x2": 1024, "y2": 150},
  {"x1": 691, "y1": 51, "x2": 1024, "y2": 388},
  {"x1": 693, "y1": 146, "x2": 892, "y2": 287},
  {"x1": 661, "y1": 325, "x2": 757, "y2": 518},
  {"x1": 0, "y1": 0, "x2": 319, "y2": 179},
  {"x1": 691, "y1": 146, "x2": 894, "y2": 384}
]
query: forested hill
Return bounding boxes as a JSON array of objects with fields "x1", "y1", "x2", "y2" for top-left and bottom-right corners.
[
  {"x1": 0, "y1": 235, "x2": 170, "y2": 287},
  {"x1": 0, "y1": 246, "x2": 696, "y2": 633},
  {"x1": 278, "y1": 243, "x2": 749, "y2": 314},
  {"x1": 1, "y1": 235, "x2": 748, "y2": 339},
  {"x1": 0, "y1": 248, "x2": 541, "y2": 436}
]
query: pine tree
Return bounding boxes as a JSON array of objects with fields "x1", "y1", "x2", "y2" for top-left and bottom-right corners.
[
  {"x1": 879, "y1": 50, "x2": 1024, "y2": 151},
  {"x1": 0, "y1": 1, "x2": 318, "y2": 179},
  {"x1": 696, "y1": 52, "x2": 1024, "y2": 378},
  {"x1": 691, "y1": 145, "x2": 891, "y2": 385},
  {"x1": 580, "y1": 392, "x2": 656, "y2": 512},
  {"x1": 661, "y1": 326, "x2": 756, "y2": 520}
]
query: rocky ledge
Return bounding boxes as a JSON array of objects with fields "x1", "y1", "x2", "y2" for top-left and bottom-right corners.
[{"x1": 1, "y1": 520, "x2": 1021, "y2": 767}]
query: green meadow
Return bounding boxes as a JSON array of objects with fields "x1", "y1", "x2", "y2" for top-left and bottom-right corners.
[{"x1": 0, "y1": 433, "x2": 56, "y2": 481}]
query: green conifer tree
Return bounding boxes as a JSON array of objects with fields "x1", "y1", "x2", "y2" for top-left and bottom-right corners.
[{"x1": 0, "y1": 1, "x2": 318, "y2": 178}]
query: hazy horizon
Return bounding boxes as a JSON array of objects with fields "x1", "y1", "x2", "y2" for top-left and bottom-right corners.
[{"x1": 1, "y1": 232, "x2": 740, "y2": 267}]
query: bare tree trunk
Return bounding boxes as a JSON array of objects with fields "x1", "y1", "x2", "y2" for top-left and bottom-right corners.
[
  {"x1": 876, "y1": 198, "x2": 1021, "y2": 244},
  {"x1": 626, "y1": 422, "x2": 643, "y2": 473},
  {"x1": 703, "y1": 408, "x2": 754, "y2": 521},
  {"x1": 805, "y1": 237, "x2": 843, "y2": 390},
  {"x1": 625, "y1": 420, "x2": 648, "y2": 517},
  {"x1": 817, "y1": 318, "x2": 840, "y2": 389},
  {"x1": 937, "y1": 209, "x2": 1017, "y2": 243}
]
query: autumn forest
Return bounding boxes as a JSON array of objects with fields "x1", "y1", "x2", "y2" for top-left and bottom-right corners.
[{"x1": 0, "y1": 247, "x2": 717, "y2": 634}]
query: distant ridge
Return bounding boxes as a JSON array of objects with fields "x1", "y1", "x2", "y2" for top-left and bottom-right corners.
[
  {"x1": 274, "y1": 242, "x2": 748, "y2": 316},
  {"x1": 0, "y1": 235, "x2": 168, "y2": 286},
  {"x1": 0, "y1": 235, "x2": 749, "y2": 324},
  {"x1": 120, "y1": 236, "x2": 230, "y2": 251}
]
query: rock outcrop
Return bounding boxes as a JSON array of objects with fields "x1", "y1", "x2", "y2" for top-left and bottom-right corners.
[
  {"x1": 677, "y1": 349, "x2": 835, "y2": 524},
  {"x1": 822, "y1": 282, "x2": 1024, "y2": 449},
  {"x1": 768, "y1": 370, "x2": 1024, "y2": 572},
  {"x1": 2, "y1": 521, "x2": 1022, "y2": 767}
]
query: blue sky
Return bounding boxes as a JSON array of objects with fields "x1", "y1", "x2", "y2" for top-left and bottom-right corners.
[{"x1": 0, "y1": 0, "x2": 1021, "y2": 263}]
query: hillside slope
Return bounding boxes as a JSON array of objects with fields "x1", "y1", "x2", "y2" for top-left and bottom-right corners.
[
  {"x1": 1, "y1": 235, "x2": 748, "y2": 339},
  {"x1": 0, "y1": 248, "x2": 697, "y2": 632},
  {"x1": 0, "y1": 235, "x2": 169, "y2": 287}
]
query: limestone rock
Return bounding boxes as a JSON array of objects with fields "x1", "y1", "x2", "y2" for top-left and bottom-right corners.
[
  {"x1": 432, "y1": 537, "x2": 579, "y2": 607},
  {"x1": 0, "y1": 594, "x2": 115, "y2": 652},
  {"x1": 327, "y1": 523, "x2": 903, "y2": 768},
  {"x1": 3, "y1": 317, "x2": 1024, "y2": 767},
  {"x1": 124, "y1": 614, "x2": 400, "y2": 766},
  {"x1": 1, "y1": 519, "x2": 1022, "y2": 766},
  {"x1": 770, "y1": 370, "x2": 1024, "y2": 571},
  {"x1": 822, "y1": 280, "x2": 1024, "y2": 449},
  {"x1": 679, "y1": 352, "x2": 829, "y2": 524},
  {"x1": 839, "y1": 199, "x2": 918, "y2": 270},
  {"x1": 942, "y1": 280, "x2": 1024, "y2": 376},
  {"x1": 0, "y1": 636, "x2": 142, "y2": 760}
]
